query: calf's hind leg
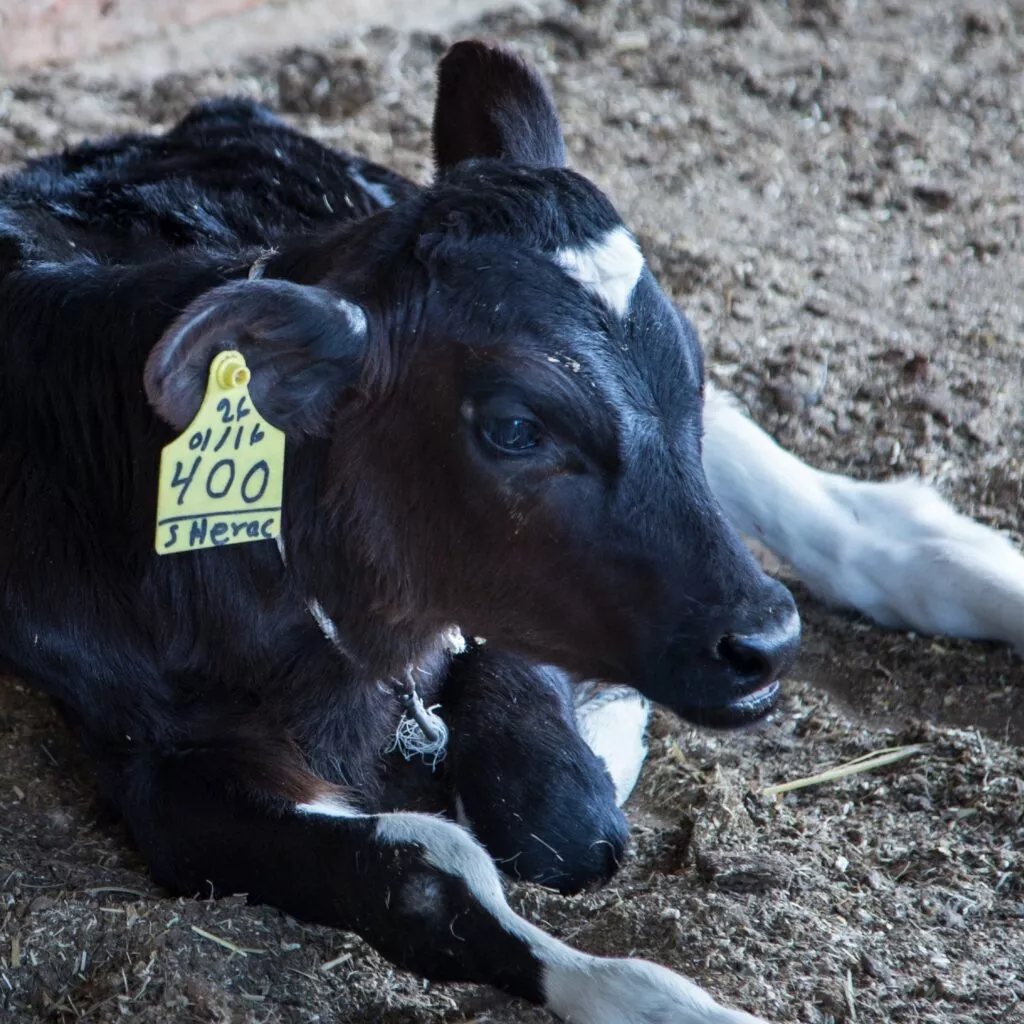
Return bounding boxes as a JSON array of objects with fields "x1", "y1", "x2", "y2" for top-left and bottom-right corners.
[
  {"x1": 118, "y1": 733, "x2": 766, "y2": 1024},
  {"x1": 703, "y1": 385, "x2": 1024, "y2": 653}
]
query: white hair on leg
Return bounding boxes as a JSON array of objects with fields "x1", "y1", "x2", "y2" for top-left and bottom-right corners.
[
  {"x1": 295, "y1": 796, "x2": 362, "y2": 819},
  {"x1": 542, "y1": 957, "x2": 769, "y2": 1024},
  {"x1": 377, "y1": 811, "x2": 768, "y2": 1024},
  {"x1": 335, "y1": 297, "x2": 367, "y2": 335},
  {"x1": 702, "y1": 384, "x2": 1024, "y2": 652},
  {"x1": 574, "y1": 683, "x2": 650, "y2": 807}
]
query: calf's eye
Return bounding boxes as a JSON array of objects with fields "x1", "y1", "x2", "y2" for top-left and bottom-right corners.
[{"x1": 480, "y1": 416, "x2": 543, "y2": 454}]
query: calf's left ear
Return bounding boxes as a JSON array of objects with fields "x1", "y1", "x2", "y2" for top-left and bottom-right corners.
[
  {"x1": 433, "y1": 40, "x2": 567, "y2": 172},
  {"x1": 144, "y1": 278, "x2": 368, "y2": 438}
]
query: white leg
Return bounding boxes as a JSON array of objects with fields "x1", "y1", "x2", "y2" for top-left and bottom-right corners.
[
  {"x1": 378, "y1": 812, "x2": 768, "y2": 1024},
  {"x1": 574, "y1": 683, "x2": 651, "y2": 807},
  {"x1": 703, "y1": 386, "x2": 1024, "y2": 653},
  {"x1": 296, "y1": 800, "x2": 768, "y2": 1021}
]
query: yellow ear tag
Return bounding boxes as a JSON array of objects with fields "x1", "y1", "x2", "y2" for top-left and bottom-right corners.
[{"x1": 155, "y1": 350, "x2": 286, "y2": 555}]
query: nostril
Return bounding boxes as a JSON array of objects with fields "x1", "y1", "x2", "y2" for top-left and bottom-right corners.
[
  {"x1": 715, "y1": 613, "x2": 801, "y2": 686},
  {"x1": 716, "y1": 633, "x2": 772, "y2": 682}
]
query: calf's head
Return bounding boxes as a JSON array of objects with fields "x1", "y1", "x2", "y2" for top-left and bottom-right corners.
[{"x1": 145, "y1": 41, "x2": 799, "y2": 728}]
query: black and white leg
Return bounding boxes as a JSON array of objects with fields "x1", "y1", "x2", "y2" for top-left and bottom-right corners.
[
  {"x1": 119, "y1": 738, "x2": 768, "y2": 1024},
  {"x1": 366, "y1": 810, "x2": 769, "y2": 1024},
  {"x1": 703, "y1": 385, "x2": 1024, "y2": 653},
  {"x1": 573, "y1": 680, "x2": 651, "y2": 807},
  {"x1": 442, "y1": 646, "x2": 633, "y2": 894}
]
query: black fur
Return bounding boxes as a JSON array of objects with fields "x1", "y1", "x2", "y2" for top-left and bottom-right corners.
[{"x1": 0, "y1": 41, "x2": 798, "y2": 1008}]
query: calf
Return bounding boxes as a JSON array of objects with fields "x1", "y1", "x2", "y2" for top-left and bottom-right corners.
[
  {"x1": 0, "y1": 41, "x2": 794, "y2": 1024},
  {"x1": 2, "y1": 38, "x2": 1023, "y2": 1024}
]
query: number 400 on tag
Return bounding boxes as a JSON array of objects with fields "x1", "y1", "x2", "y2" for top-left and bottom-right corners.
[{"x1": 155, "y1": 351, "x2": 286, "y2": 555}]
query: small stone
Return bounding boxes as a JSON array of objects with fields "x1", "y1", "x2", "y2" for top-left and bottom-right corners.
[{"x1": 613, "y1": 31, "x2": 649, "y2": 52}]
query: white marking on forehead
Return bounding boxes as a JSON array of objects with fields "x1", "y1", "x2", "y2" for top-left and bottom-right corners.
[{"x1": 553, "y1": 225, "x2": 644, "y2": 316}]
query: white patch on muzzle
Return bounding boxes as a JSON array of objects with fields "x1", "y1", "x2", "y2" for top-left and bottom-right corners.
[{"x1": 554, "y1": 225, "x2": 644, "y2": 316}]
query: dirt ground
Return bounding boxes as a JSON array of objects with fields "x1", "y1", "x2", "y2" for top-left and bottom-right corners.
[{"x1": 1, "y1": 0, "x2": 1022, "y2": 1021}]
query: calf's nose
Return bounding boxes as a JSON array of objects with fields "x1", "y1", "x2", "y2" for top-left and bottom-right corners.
[
  {"x1": 716, "y1": 606, "x2": 801, "y2": 689},
  {"x1": 645, "y1": 575, "x2": 802, "y2": 728}
]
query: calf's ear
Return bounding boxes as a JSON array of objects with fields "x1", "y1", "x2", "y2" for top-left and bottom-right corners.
[
  {"x1": 144, "y1": 278, "x2": 367, "y2": 438},
  {"x1": 432, "y1": 40, "x2": 567, "y2": 172}
]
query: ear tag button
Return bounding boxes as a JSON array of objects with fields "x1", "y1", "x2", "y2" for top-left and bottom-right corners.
[{"x1": 155, "y1": 350, "x2": 286, "y2": 555}]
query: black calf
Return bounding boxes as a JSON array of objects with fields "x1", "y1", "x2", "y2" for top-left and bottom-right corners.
[{"x1": 0, "y1": 41, "x2": 787, "y2": 1024}]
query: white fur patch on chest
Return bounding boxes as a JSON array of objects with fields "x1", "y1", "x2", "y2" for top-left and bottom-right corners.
[{"x1": 553, "y1": 225, "x2": 644, "y2": 316}]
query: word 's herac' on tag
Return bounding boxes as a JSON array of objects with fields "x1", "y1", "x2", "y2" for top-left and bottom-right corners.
[{"x1": 154, "y1": 350, "x2": 285, "y2": 554}]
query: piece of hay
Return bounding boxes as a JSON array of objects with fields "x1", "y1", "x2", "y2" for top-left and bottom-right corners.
[
  {"x1": 189, "y1": 925, "x2": 264, "y2": 956},
  {"x1": 761, "y1": 743, "x2": 929, "y2": 798}
]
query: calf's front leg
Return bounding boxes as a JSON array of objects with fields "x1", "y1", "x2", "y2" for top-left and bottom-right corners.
[
  {"x1": 120, "y1": 738, "x2": 767, "y2": 1024},
  {"x1": 442, "y1": 645, "x2": 635, "y2": 894}
]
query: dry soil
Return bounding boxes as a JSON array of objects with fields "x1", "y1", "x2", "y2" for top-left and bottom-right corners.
[{"x1": 0, "y1": 1, "x2": 1022, "y2": 1022}]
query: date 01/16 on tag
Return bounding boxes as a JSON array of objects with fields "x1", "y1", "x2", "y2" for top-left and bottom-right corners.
[{"x1": 155, "y1": 350, "x2": 285, "y2": 554}]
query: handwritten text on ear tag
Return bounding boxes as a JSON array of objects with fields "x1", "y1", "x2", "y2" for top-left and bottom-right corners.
[{"x1": 155, "y1": 350, "x2": 285, "y2": 555}]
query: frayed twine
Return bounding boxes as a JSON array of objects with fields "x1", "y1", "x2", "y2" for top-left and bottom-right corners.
[{"x1": 386, "y1": 695, "x2": 448, "y2": 769}]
